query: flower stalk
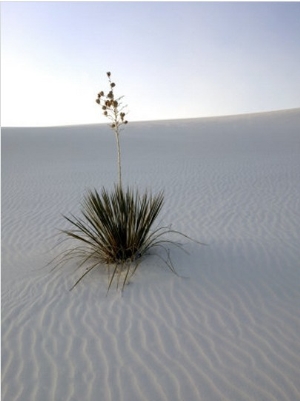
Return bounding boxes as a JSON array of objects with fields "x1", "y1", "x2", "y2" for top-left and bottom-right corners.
[{"x1": 96, "y1": 72, "x2": 128, "y2": 188}]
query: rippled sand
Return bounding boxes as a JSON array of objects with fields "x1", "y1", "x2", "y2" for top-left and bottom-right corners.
[{"x1": 2, "y1": 109, "x2": 300, "y2": 401}]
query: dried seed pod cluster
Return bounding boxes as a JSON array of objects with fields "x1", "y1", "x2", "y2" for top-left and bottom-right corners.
[{"x1": 96, "y1": 72, "x2": 128, "y2": 129}]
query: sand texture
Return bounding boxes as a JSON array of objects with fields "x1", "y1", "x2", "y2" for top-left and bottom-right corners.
[{"x1": 2, "y1": 109, "x2": 300, "y2": 400}]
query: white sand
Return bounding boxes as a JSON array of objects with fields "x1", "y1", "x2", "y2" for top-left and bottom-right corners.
[{"x1": 2, "y1": 108, "x2": 300, "y2": 400}]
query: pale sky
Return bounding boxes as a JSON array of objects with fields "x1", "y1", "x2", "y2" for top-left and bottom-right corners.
[{"x1": 1, "y1": 1, "x2": 300, "y2": 127}]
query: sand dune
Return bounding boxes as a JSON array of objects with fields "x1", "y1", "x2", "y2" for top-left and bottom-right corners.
[{"x1": 2, "y1": 109, "x2": 300, "y2": 400}]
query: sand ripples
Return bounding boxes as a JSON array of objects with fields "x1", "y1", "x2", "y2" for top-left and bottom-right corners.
[
  {"x1": 2, "y1": 111, "x2": 300, "y2": 400},
  {"x1": 3, "y1": 260, "x2": 299, "y2": 400}
]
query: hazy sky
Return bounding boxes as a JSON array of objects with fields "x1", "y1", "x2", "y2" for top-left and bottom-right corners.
[{"x1": 1, "y1": 1, "x2": 300, "y2": 127}]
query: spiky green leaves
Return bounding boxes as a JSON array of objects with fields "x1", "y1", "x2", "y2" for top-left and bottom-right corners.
[{"x1": 59, "y1": 186, "x2": 165, "y2": 292}]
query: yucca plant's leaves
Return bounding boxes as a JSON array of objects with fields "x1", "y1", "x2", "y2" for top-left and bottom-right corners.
[
  {"x1": 53, "y1": 185, "x2": 204, "y2": 293},
  {"x1": 55, "y1": 186, "x2": 162, "y2": 291}
]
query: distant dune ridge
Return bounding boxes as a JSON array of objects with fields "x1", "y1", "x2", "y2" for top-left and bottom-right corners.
[{"x1": 2, "y1": 108, "x2": 300, "y2": 401}]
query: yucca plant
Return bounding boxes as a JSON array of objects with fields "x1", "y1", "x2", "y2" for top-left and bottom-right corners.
[
  {"x1": 57, "y1": 186, "x2": 172, "y2": 292},
  {"x1": 54, "y1": 72, "x2": 203, "y2": 293}
]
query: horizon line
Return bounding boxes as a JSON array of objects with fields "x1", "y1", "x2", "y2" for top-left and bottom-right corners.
[{"x1": 2, "y1": 107, "x2": 300, "y2": 129}]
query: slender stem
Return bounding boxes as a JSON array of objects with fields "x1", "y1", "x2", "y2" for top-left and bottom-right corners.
[
  {"x1": 112, "y1": 94, "x2": 122, "y2": 188},
  {"x1": 115, "y1": 128, "x2": 122, "y2": 188}
]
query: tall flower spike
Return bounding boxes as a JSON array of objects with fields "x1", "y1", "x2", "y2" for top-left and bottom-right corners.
[{"x1": 96, "y1": 72, "x2": 128, "y2": 188}]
